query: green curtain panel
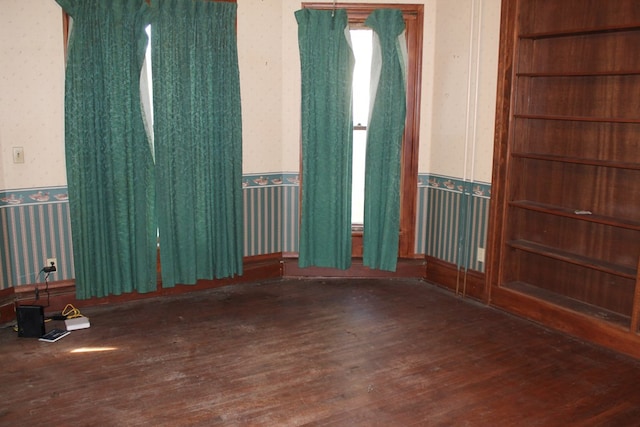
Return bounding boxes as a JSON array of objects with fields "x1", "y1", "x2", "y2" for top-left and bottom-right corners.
[
  {"x1": 296, "y1": 9, "x2": 354, "y2": 270},
  {"x1": 363, "y1": 9, "x2": 408, "y2": 271},
  {"x1": 57, "y1": 0, "x2": 157, "y2": 299},
  {"x1": 151, "y1": 0, "x2": 244, "y2": 287}
]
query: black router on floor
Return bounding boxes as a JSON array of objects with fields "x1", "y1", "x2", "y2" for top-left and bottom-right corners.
[{"x1": 16, "y1": 305, "x2": 46, "y2": 338}]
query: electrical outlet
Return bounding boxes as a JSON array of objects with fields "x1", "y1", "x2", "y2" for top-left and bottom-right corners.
[
  {"x1": 477, "y1": 247, "x2": 485, "y2": 263},
  {"x1": 13, "y1": 147, "x2": 25, "y2": 164},
  {"x1": 44, "y1": 258, "x2": 57, "y2": 273}
]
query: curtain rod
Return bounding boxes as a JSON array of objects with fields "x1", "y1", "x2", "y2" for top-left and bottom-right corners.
[{"x1": 301, "y1": 3, "x2": 420, "y2": 17}]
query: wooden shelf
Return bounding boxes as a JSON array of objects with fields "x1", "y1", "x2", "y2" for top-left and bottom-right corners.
[
  {"x1": 507, "y1": 239, "x2": 637, "y2": 279},
  {"x1": 509, "y1": 200, "x2": 640, "y2": 231},
  {"x1": 511, "y1": 152, "x2": 640, "y2": 170},
  {"x1": 517, "y1": 71, "x2": 640, "y2": 77},
  {"x1": 514, "y1": 114, "x2": 640, "y2": 124},
  {"x1": 519, "y1": 24, "x2": 640, "y2": 40},
  {"x1": 489, "y1": 0, "x2": 640, "y2": 358},
  {"x1": 503, "y1": 281, "x2": 630, "y2": 328}
]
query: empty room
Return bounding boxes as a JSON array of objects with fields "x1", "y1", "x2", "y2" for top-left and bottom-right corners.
[{"x1": 1, "y1": 0, "x2": 640, "y2": 425}]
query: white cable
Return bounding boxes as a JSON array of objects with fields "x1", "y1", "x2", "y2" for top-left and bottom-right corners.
[
  {"x1": 471, "y1": 0, "x2": 483, "y2": 183},
  {"x1": 462, "y1": 0, "x2": 477, "y2": 184},
  {"x1": 459, "y1": 0, "x2": 483, "y2": 294}
]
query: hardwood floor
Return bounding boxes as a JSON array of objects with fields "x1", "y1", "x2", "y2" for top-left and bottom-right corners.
[{"x1": 2, "y1": 278, "x2": 640, "y2": 426}]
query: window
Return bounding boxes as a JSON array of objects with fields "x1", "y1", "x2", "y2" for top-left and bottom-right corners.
[
  {"x1": 302, "y1": 3, "x2": 424, "y2": 258},
  {"x1": 350, "y1": 28, "x2": 373, "y2": 225}
]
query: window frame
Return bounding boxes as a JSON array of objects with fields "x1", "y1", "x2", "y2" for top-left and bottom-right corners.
[{"x1": 301, "y1": 2, "x2": 424, "y2": 259}]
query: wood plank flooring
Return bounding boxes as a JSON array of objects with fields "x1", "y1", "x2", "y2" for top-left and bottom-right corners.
[{"x1": 2, "y1": 278, "x2": 640, "y2": 426}]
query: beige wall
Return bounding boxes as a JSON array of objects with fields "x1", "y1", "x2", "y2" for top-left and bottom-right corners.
[
  {"x1": 429, "y1": 0, "x2": 500, "y2": 182},
  {"x1": 0, "y1": 0, "x2": 501, "y2": 190},
  {"x1": 237, "y1": 0, "x2": 283, "y2": 173},
  {"x1": 280, "y1": 0, "x2": 501, "y2": 182},
  {"x1": 0, "y1": 0, "x2": 66, "y2": 190}
]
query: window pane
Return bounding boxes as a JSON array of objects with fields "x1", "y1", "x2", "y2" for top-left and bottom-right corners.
[
  {"x1": 142, "y1": 25, "x2": 154, "y2": 151},
  {"x1": 352, "y1": 129, "x2": 367, "y2": 224},
  {"x1": 351, "y1": 29, "x2": 372, "y2": 225},
  {"x1": 351, "y1": 29, "x2": 372, "y2": 126}
]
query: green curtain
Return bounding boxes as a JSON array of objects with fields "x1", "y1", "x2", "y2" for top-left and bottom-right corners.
[
  {"x1": 295, "y1": 9, "x2": 354, "y2": 269},
  {"x1": 151, "y1": 0, "x2": 243, "y2": 287},
  {"x1": 57, "y1": 0, "x2": 157, "y2": 299},
  {"x1": 363, "y1": 9, "x2": 407, "y2": 271}
]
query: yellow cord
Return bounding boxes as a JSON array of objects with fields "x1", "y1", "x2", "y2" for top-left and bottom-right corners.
[{"x1": 61, "y1": 304, "x2": 83, "y2": 319}]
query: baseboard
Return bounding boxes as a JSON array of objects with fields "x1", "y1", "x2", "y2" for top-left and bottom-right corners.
[
  {"x1": 7, "y1": 255, "x2": 283, "y2": 321},
  {"x1": 283, "y1": 258, "x2": 426, "y2": 279},
  {"x1": 155, "y1": 254, "x2": 283, "y2": 298},
  {"x1": 6, "y1": 254, "x2": 427, "y2": 322},
  {"x1": 13, "y1": 279, "x2": 79, "y2": 315},
  {"x1": 5, "y1": 255, "x2": 482, "y2": 323},
  {"x1": 490, "y1": 285, "x2": 640, "y2": 360},
  {"x1": 425, "y1": 256, "x2": 487, "y2": 301},
  {"x1": 0, "y1": 287, "x2": 15, "y2": 325}
]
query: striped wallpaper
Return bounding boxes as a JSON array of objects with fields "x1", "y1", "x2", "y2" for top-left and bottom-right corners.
[
  {"x1": 416, "y1": 175, "x2": 490, "y2": 272},
  {"x1": 1, "y1": 186, "x2": 73, "y2": 290},
  {"x1": 0, "y1": 173, "x2": 489, "y2": 289},
  {"x1": 242, "y1": 175, "x2": 300, "y2": 255}
]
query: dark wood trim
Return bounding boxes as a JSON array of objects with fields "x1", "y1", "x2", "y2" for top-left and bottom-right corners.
[
  {"x1": 6, "y1": 253, "x2": 430, "y2": 320},
  {"x1": 0, "y1": 287, "x2": 16, "y2": 325},
  {"x1": 283, "y1": 258, "x2": 425, "y2": 279},
  {"x1": 632, "y1": 256, "x2": 640, "y2": 333},
  {"x1": 62, "y1": 10, "x2": 69, "y2": 58},
  {"x1": 484, "y1": 0, "x2": 519, "y2": 304},
  {"x1": 490, "y1": 285, "x2": 640, "y2": 360},
  {"x1": 10, "y1": 255, "x2": 282, "y2": 319},
  {"x1": 155, "y1": 255, "x2": 282, "y2": 298},
  {"x1": 301, "y1": 3, "x2": 423, "y2": 21},
  {"x1": 425, "y1": 256, "x2": 486, "y2": 301},
  {"x1": 13, "y1": 280, "x2": 77, "y2": 314},
  {"x1": 400, "y1": 4, "x2": 423, "y2": 258},
  {"x1": 13, "y1": 278, "x2": 75, "y2": 296},
  {"x1": 352, "y1": 232, "x2": 363, "y2": 257}
]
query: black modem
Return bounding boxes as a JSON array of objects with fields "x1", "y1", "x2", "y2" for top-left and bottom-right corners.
[{"x1": 16, "y1": 305, "x2": 46, "y2": 338}]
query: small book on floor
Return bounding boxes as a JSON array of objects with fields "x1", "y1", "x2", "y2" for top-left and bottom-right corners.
[{"x1": 39, "y1": 329, "x2": 70, "y2": 343}]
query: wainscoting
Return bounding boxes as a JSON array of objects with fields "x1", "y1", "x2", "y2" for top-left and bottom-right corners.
[
  {"x1": 0, "y1": 173, "x2": 490, "y2": 290},
  {"x1": 243, "y1": 174, "x2": 299, "y2": 255},
  {"x1": 0, "y1": 187, "x2": 72, "y2": 289},
  {"x1": 417, "y1": 175, "x2": 490, "y2": 273}
]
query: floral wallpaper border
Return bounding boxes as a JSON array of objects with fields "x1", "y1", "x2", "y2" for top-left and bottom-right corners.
[
  {"x1": 419, "y1": 173, "x2": 491, "y2": 199},
  {"x1": 0, "y1": 172, "x2": 490, "y2": 207},
  {"x1": 242, "y1": 172, "x2": 299, "y2": 188},
  {"x1": 0, "y1": 186, "x2": 69, "y2": 207},
  {"x1": 0, "y1": 174, "x2": 301, "y2": 207}
]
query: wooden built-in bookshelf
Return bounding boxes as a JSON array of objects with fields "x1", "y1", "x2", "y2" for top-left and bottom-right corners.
[{"x1": 487, "y1": 0, "x2": 640, "y2": 358}]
